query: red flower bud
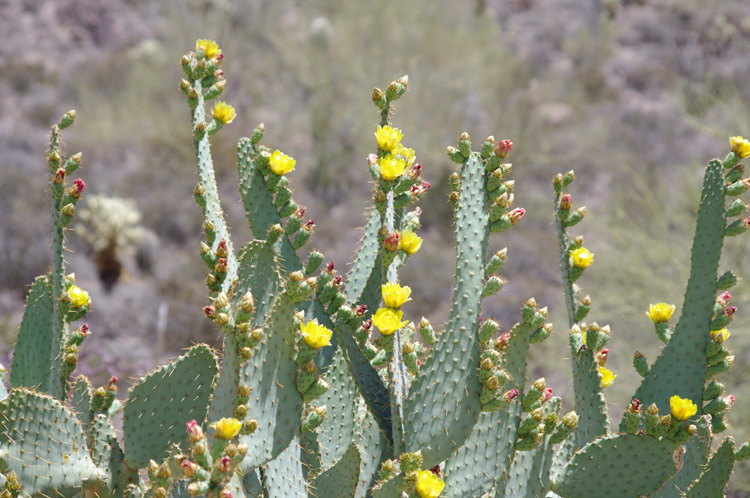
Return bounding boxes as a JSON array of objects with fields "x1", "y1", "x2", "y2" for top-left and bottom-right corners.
[
  {"x1": 508, "y1": 207, "x2": 525, "y2": 225},
  {"x1": 384, "y1": 232, "x2": 400, "y2": 251},
  {"x1": 496, "y1": 140, "x2": 513, "y2": 158},
  {"x1": 560, "y1": 193, "x2": 572, "y2": 210},
  {"x1": 355, "y1": 304, "x2": 368, "y2": 317}
]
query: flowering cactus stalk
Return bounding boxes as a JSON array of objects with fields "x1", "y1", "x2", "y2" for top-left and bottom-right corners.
[{"x1": 2, "y1": 41, "x2": 749, "y2": 498}]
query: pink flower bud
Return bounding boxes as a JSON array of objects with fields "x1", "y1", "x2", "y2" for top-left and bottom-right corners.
[
  {"x1": 326, "y1": 261, "x2": 335, "y2": 272},
  {"x1": 204, "y1": 306, "x2": 216, "y2": 317},
  {"x1": 384, "y1": 232, "x2": 400, "y2": 251},
  {"x1": 106, "y1": 376, "x2": 118, "y2": 389},
  {"x1": 543, "y1": 388, "x2": 553, "y2": 402},
  {"x1": 509, "y1": 207, "x2": 525, "y2": 225},
  {"x1": 362, "y1": 319, "x2": 373, "y2": 331},
  {"x1": 725, "y1": 306, "x2": 736, "y2": 317},
  {"x1": 429, "y1": 465, "x2": 442, "y2": 478},
  {"x1": 74, "y1": 178, "x2": 86, "y2": 193},
  {"x1": 53, "y1": 169, "x2": 66, "y2": 184},
  {"x1": 727, "y1": 394, "x2": 735, "y2": 408},
  {"x1": 630, "y1": 399, "x2": 641, "y2": 412},
  {"x1": 367, "y1": 153, "x2": 379, "y2": 166},
  {"x1": 186, "y1": 420, "x2": 205, "y2": 442},
  {"x1": 409, "y1": 163, "x2": 422, "y2": 180},
  {"x1": 495, "y1": 332, "x2": 511, "y2": 349},
  {"x1": 560, "y1": 193, "x2": 572, "y2": 210},
  {"x1": 504, "y1": 388, "x2": 520, "y2": 401},
  {"x1": 333, "y1": 275, "x2": 343, "y2": 286},
  {"x1": 216, "y1": 53, "x2": 225, "y2": 62},
  {"x1": 295, "y1": 205, "x2": 307, "y2": 218},
  {"x1": 181, "y1": 459, "x2": 198, "y2": 478},
  {"x1": 355, "y1": 304, "x2": 368, "y2": 317},
  {"x1": 217, "y1": 456, "x2": 231, "y2": 473},
  {"x1": 80, "y1": 323, "x2": 89, "y2": 334},
  {"x1": 497, "y1": 140, "x2": 513, "y2": 158},
  {"x1": 720, "y1": 291, "x2": 732, "y2": 303},
  {"x1": 218, "y1": 489, "x2": 232, "y2": 498},
  {"x1": 305, "y1": 219, "x2": 315, "y2": 229}
]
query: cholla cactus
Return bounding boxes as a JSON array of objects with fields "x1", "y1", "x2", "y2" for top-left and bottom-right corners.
[
  {"x1": 76, "y1": 194, "x2": 144, "y2": 290},
  {"x1": 2, "y1": 41, "x2": 750, "y2": 498}
]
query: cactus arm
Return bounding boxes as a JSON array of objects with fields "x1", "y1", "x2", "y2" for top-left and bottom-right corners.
[
  {"x1": 89, "y1": 414, "x2": 140, "y2": 498},
  {"x1": 357, "y1": 406, "x2": 390, "y2": 498},
  {"x1": 309, "y1": 443, "x2": 361, "y2": 498},
  {"x1": 553, "y1": 178, "x2": 609, "y2": 446},
  {"x1": 551, "y1": 434, "x2": 678, "y2": 497},
  {"x1": 242, "y1": 469, "x2": 264, "y2": 498},
  {"x1": 499, "y1": 433, "x2": 555, "y2": 498},
  {"x1": 344, "y1": 208, "x2": 383, "y2": 309},
  {"x1": 443, "y1": 318, "x2": 532, "y2": 498},
  {"x1": 122, "y1": 345, "x2": 218, "y2": 469},
  {"x1": 0, "y1": 389, "x2": 102, "y2": 497},
  {"x1": 210, "y1": 241, "x2": 282, "y2": 421},
  {"x1": 236, "y1": 137, "x2": 303, "y2": 271},
  {"x1": 262, "y1": 437, "x2": 309, "y2": 498},
  {"x1": 239, "y1": 292, "x2": 303, "y2": 470},
  {"x1": 10, "y1": 276, "x2": 54, "y2": 392},
  {"x1": 71, "y1": 376, "x2": 94, "y2": 435},
  {"x1": 628, "y1": 159, "x2": 726, "y2": 417},
  {"x1": 684, "y1": 437, "x2": 735, "y2": 498},
  {"x1": 403, "y1": 152, "x2": 489, "y2": 467},
  {"x1": 334, "y1": 318, "x2": 392, "y2": 443},
  {"x1": 188, "y1": 82, "x2": 238, "y2": 290},
  {"x1": 653, "y1": 415, "x2": 712, "y2": 498}
]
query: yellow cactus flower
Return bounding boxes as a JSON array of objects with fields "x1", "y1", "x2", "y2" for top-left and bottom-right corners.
[
  {"x1": 396, "y1": 144, "x2": 416, "y2": 167},
  {"x1": 670, "y1": 395, "x2": 697, "y2": 421},
  {"x1": 711, "y1": 328, "x2": 731, "y2": 342},
  {"x1": 382, "y1": 282, "x2": 411, "y2": 308},
  {"x1": 377, "y1": 155, "x2": 408, "y2": 181},
  {"x1": 646, "y1": 303, "x2": 676, "y2": 323},
  {"x1": 415, "y1": 470, "x2": 445, "y2": 498},
  {"x1": 372, "y1": 308, "x2": 408, "y2": 336},
  {"x1": 599, "y1": 366, "x2": 616, "y2": 388},
  {"x1": 210, "y1": 417, "x2": 242, "y2": 440},
  {"x1": 399, "y1": 230, "x2": 423, "y2": 256},
  {"x1": 69, "y1": 286, "x2": 91, "y2": 308},
  {"x1": 270, "y1": 150, "x2": 296, "y2": 176},
  {"x1": 375, "y1": 125, "x2": 403, "y2": 152},
  {"x1": 300, "y1": 319, "x2": 333, "y2": 349},
  {"x1": 212, "y1": 101, "x2": 236, "y2": 125},
  {"x1": 196, "y1": 39, "x2": 222, "y2": 59},
  {"x1": 570, "y1": 247, "x2": 594, "y2": 269},
  {"x1": 730, "y1": 136, "x2": 750, "y2": 159}
]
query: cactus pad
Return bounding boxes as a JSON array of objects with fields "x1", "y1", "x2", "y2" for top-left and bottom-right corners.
[
  {"x1": 0, "y1": 389, "x2": 101, "y2": 497},
  {"x1": 310, "y1": 443, "x2": 360, "y2": 498},
  {"x1": 262, "y1": 436, "x2": 309, "y2": 497},
  {"x1": 122, "y1": 345, "x2": 218, "y2": 468},
  {"x1": 10, "y1": 276, "x2": 54, "y2": 393}
]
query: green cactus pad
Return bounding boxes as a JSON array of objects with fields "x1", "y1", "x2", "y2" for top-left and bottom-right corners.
[
  {"x1": 0, "y1": 389, "x2": 102, "y2": 497},
  {"x1": 237, "y1": 138, "x2": 301, "y2": 271},
  {"x1": 309, "y1": 443, "x2": 360, "y2": 498},
  {"x1": 10, "y1": 276, "x2": 55, "y2": 393},
  {"x1": 262, "y1": 436, "x2": 309, "y2": 497},
  {"x1": 314, "y1": 349, "x2": 359, "y2": 469},
  {"x1": 242, "y1": 469, "x2": 264, "y2": 498},
  {"x1": 654, "y1": 415, "x2": 712, "y2": 498},
  {"x1": 403, "y1": 153, "x2": 489, "y2": 466},
  {"x1": 685, "y1": 437, "x2": 735, "y2": 498},
  {"x1": 572, "y1": 349, "x2": 609, "y2": 447},
  {"x1": 89, "y1": 415, "x2": 140, "y2": 498},
  {"x1": 71, "y1": 376, "x2": 93, "y2": 435},
  {"x1": 370, "y1": 475, "x2": 407, "y2": 498},
  {"x1": 334, "y1": 318, "x2": 392, "y2": 441},
  {"x1": 239, "y1": 293, "x2": 303, "y2": 470},
  {"x1": 344, "y1": 208, "x2": 383, "y2": 310},
  {"x1": 355, "y1": 406, "x2": 390, "y2": 498},
  {"x1": 499, "y1": 435, "x2": 555, "y2": 497},
  {"x1": 443, "y1": 321, "x2": 532, "y2": 497},
  {"x1": 628, "y1": 159, "x2": 725, "y2": 419},
  {"x1": 122, "y1": 345, "x2": 218, "y2": 469},
  {"x1": 211, "y1": 240, "x2": 282, "y2": 423},
  {"x1": 551, "y1": 434, "x2": 678, "y2": 498}
]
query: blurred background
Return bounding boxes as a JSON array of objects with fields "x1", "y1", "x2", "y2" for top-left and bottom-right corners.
[{"x1": 1, "y1": 0, "x2": 750, "y2": 492}]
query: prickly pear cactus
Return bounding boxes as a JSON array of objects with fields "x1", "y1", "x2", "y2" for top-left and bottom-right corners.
[{"x1": 1, "y1": 39, "x2": 749, "y2": 498}]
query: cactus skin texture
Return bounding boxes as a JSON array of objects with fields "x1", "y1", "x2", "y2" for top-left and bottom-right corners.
[{"x1": 2, "y1": 43, "x2": 749, "y2": 498}]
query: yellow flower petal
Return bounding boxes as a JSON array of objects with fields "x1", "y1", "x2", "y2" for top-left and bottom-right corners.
[
  {"x1": 210, "y1": 417, "x2": 242, "y2": 440},
  {"x1": 69, "y1": 286, "x2": 91, "y2": 309},
  {"x1": 212, "y1": 101, "x2": 236, "y2": 125},
  {"x1": 570, "y1": 247, "x2": 594, "y2": 269},
  {"x1": 599, "y1": 366, "x2": 616, "y2": 388},
  {"x1": 670, "y1": 395, "x2": 697, "y2": 421},
  {"x1": 415, "y1": 470, "x2": 445, "y2": 498},
  {"x1": 377, "y1": 155, "x2": 407, "y2": 181},
  {"x1": 372, "y1": 308, "x2": 408, "y2": 336},
  {"x1": 646, "y1": 303, "x2": 675, "y2": 323},
  {"x1": 399, "y1": 230, "x2": 423, "y2": 256},
  {"x1": 375, "y1": 125, "x2": 403, "y2": 152},
  {"x1": 730, "y1": 136, "x2": 750, "y2": 159},
  {"x1": 196, "y1": 39, "x2": 222, "y2": 59},
  {"x1": 710, "y1": 328, "x2": 730, "y2": 342},
  {"x1": 382, "y1": 282, "x2": 411, "y2": 309},
  {"x1": 300, "y1": 319, "x2": 333, "y2": 349},
  {"x1": 270, "y1": 150, "x2": 296, "y2": 176}
]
